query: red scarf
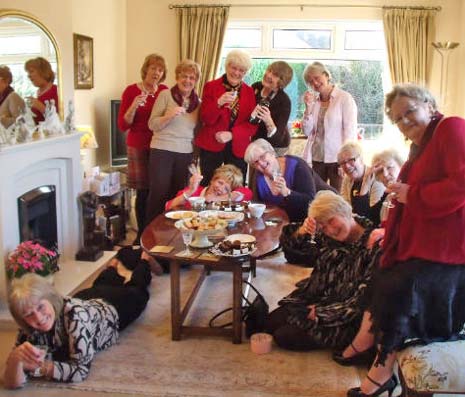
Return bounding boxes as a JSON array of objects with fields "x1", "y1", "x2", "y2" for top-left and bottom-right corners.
[{"x1": 170, "y1": 85, "x2": 199, "y2": 113}]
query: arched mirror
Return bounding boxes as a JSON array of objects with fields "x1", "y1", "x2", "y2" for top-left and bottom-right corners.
[{"x1": 0, "y1": 9, "x2": 63, "y2": 118}]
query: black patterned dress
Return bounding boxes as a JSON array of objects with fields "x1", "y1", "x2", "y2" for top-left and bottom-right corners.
[
  {"x1": 269, "y1": 217, "x2": 380, "y2": 350},
  {"x1": 17, "y1": 297, "x2": 119, "y2": 382}
]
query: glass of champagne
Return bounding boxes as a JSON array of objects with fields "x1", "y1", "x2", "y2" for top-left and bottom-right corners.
[{"x1": 178, "y1": 229, "x2": 194, "y2": 257}]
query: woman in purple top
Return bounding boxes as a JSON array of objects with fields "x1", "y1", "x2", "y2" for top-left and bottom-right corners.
[{"x1": 244, "y1": 139, "x2": 336, "y2": 222}]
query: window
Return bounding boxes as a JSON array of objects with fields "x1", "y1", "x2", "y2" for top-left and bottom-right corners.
[
  {"x1": 273, "y1": 29, "x2": 332, "y2": 50},
  {"x1": 219, "y1": 20, "x2": 403, "y2": 159}
]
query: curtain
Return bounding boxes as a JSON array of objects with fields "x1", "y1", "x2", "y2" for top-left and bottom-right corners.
[
  {"x1": 383, "y1": 8, "x2": 436, "y2": 85},
  {"x1": 176, "y1": 6, "x2": 230, "y2": 96}
]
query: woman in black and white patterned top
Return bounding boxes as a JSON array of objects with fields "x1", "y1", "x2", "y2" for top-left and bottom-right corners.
[
  {"x1": 3, "y1": 253, "x2": 151, "y2": 388},
  {"x1": 266, "y1": 190, "x2": 381, "y2": 351}
]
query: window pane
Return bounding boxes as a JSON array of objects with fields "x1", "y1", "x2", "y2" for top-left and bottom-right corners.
[
  {"x1": 223, "y1": 28, "x2": 261, "y2": 48},
  {"x1": 273, "y1": 29, "x2": 331, "y2": 50},
  {"x1": 0, "y1": 35, "x2": 42, "y2": 55},
  {"x1": 345, "y1": 30, "x2": 385, "y2": 50}
]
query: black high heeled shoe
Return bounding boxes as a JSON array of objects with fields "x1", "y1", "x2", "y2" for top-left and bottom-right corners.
[
  {"x1": 333, "y1": 342, "x2": 376, "y2": 367},
  {"x1": 347, "y1": 374, "x2": 398, "y2": 397}
]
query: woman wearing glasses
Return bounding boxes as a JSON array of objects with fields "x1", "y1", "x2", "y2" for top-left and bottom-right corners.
[
  {"x1": 244, "y1": 138, "x2": 335, "y2": 222},
  {"x1": 337, "y1": 141, "x2": 385, "y2": 223},
  {"x1": 301, "y1": 62, "x2": 358, "y2": 191},
  {"x1": 340, "y1": 84, "x2": 465, "y2": 397}
]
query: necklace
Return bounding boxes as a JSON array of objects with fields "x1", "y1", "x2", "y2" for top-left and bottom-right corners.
[
  {"x1": 37, "y1": 83, "x2": 53, "y2": 97},
  {"x1": 140, "y1": 82, "x2": 157, "y2": 96}
]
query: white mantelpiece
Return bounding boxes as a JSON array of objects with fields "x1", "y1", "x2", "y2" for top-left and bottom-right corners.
[{"x1": 0, "y1": 134, "x2": 83, "y2": 311}]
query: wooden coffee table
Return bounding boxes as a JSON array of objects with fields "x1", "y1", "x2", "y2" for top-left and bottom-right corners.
[{"x1": 141, "y1": 206, "x2": 288, "y2": 343}]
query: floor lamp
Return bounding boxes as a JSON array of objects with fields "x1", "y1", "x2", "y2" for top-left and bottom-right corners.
[{"x1": 431, "y1": 41, "x2": 460, "y2": 107}]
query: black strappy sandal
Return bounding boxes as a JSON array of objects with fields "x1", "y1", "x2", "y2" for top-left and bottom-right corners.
[{"x1": 347, "y1": 374, "x2": 398, "y2": 397}]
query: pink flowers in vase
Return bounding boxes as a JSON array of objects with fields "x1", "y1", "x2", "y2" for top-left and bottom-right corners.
[{"x1": 6, "y1": 241, "x2": 59, "y2": 280}]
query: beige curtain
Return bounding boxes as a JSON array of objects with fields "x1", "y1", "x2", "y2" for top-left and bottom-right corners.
[
  {"x1": 176, "y1": 6, "x2": 230, "y2": 96},
  {"x1": 383, "y1": 8, "x2": 436, "y2": 85}
]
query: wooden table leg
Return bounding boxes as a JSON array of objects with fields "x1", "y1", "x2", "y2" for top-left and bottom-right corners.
[
  {"x1": 232, "y1": 266, "x2": 242, "y2": 344},
  {"x1": 170, "y1": 260, "x2": 182, "y2": 341}
]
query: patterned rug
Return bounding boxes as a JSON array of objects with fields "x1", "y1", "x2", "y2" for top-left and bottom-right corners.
[{"x1": 31, "y1": 254, "x2": 362, "y2": 397}]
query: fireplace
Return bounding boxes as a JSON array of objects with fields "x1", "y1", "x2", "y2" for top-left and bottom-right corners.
[
  {"x1": 0, "y1": 134, "x2": 83, "y2": 311},
  {"x1": 18, "y1": 185, "x2": 58, "y2": 249}
]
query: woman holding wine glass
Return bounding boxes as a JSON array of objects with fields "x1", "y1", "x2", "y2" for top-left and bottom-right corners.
[
  {"x1": 165, "y1": 164, "x2": 252, "y2": 211},
  {"x1": 244, "y1": 139, "x2": 335, "y2": 222},
  {"x1": 339, "y1": 84, "x2": 465, "y2": 397},
  {"x1": 266, "y1": 190, "x2": 381, "y2": 351},
  {"x1": 118, "y1": 53, "x2": 168, "y2": 244},
  {"x1": 145, "y1": 59, "x2": 202, "y2": 224},
  {"x1": 301, "y1": 62, "x2": 358, "y2": 190}
]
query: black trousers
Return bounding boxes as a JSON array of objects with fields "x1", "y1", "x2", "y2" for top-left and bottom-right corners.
[
  {"x1": 145, "y1": 148, "x2": 192, "y2": 225},
  {"x1": 265, "y1": 305, "x2": 317, "y2": 351},
  {"x1": 73, "y1": 261, "x2": 152, "y2": 330},
  {"x1": 312, "y1": 161, "x2": 342, "y2": 192},
  {"x1": 199, "y1": 142, "x2": 247, "y2": 187}
]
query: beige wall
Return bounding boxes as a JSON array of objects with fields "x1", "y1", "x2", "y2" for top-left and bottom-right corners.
[{"x1": 72, "y1": 0, "x2": 126, "y2": 167}]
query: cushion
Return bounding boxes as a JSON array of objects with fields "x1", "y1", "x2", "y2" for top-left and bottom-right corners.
[{"x1": 397, "y1": 340, "x2": 465, "y2": 394}]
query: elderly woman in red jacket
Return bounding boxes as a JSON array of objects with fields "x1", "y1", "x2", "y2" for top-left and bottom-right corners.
[
  {"x1": 337, "y1": 84, "x2": 465, "y2": 397},
  {"x1": 195, "y1": 50, "x2": 258, "y2": 186}
]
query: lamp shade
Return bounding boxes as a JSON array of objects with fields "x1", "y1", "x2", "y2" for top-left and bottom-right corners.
[{"x1": 77, "y1": 125, "x2": 99, "y2": 149}]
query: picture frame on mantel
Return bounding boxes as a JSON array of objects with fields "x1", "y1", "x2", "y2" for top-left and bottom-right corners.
[{"x1": 73, "y1": 33, "x2": 94, "y2": 89}]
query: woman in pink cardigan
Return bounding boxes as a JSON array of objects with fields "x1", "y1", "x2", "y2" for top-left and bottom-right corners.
[{"x1": 301, "y1": 62, "x2": 358, "y2": 191}]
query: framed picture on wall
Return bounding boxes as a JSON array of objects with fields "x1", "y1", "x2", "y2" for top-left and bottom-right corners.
[{"x1": 73, "y1": 33, "x2": 94, "y2": 89}]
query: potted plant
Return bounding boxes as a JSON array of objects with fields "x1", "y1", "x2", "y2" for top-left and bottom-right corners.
[{"x1": 6, "y1": 240, "x2": 59, "y2": 280}]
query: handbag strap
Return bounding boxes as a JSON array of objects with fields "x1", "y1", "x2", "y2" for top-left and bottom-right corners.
[{"x1": 208, "y1": 280, "x2": 264, "y2": 328}]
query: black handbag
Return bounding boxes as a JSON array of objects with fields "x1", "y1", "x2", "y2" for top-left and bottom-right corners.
[{"x1": 209, "y1": 281, "x2": 269, "y2": 338}]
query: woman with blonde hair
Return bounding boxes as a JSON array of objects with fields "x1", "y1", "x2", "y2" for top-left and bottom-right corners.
[
  {"x1": 301, "y1": 61, "x2": 358, "y2": 190},
  {"x1": 24, "y1": 57, "x2": 58, "y2": 123},
  {"x1": 118, "y1": 53, "x2": 168, "y2": 244},
  {"x1": 195, "y1": 50, "x2": 258, "y2": 185},
  {"x1": 0, "y1": 65, "x2": 25, "y2": 127},
  {"x1": 165, "y1": 163, "x2": 252, "y2": 210},
  {"x1": 3, "y1": 252, "x2": 152, "y2": 388},
  {"x1": 145, "y1": 59, "x2": 202, "y2": 223},
  {"x1": 267, "y1": 190, "x2": 380, "y2": 351}
]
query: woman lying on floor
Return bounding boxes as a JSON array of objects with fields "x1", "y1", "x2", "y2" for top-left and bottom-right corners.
[
  {"x1": 266, "y1": 190, "x2": 381, "y2": 351},
  {"x1": 3, "y1": 250, "x2": 152, "y2": 388}
]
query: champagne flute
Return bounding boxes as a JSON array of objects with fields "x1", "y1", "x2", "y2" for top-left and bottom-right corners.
[{"x1": 179, "y1": 229, "x2": 194, "y2": 257}]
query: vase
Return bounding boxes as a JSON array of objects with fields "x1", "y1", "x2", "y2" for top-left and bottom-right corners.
[{"x1": 44, "y1": 274, "x2": 55, "y2": 285}]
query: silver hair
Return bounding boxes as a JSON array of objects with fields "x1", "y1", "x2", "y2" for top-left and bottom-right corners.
[
  {"x1": 385, "y1": 84, "x2": 438, "y2": 120},
  {"x1": 337, "y1": 141, "x2": 363, "y2": 163},
  {"x1": 225, "y1": 50, "x2": 252, "y2": 72},
  {"x1": 244, "y1": 138, "x2": 275, "y2": 164}
]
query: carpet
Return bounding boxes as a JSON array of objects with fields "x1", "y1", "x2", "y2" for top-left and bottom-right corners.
[{"x1": 31, "y1": 254, "x2": 362, "y2": 397}]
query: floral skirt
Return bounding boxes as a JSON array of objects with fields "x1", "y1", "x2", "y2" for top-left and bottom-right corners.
[{"x1": 369, "y1": 259, "x2": 465, "y2": 364}]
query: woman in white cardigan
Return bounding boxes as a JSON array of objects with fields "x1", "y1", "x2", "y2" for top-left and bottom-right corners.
[{"x1": 301, "y1": 62, "x2": 358, "y2": 191}]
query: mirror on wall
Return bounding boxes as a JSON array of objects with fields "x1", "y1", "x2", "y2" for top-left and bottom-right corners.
[{"x1": 0, "y1": 10, "x2": 62, "y2": 117}]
